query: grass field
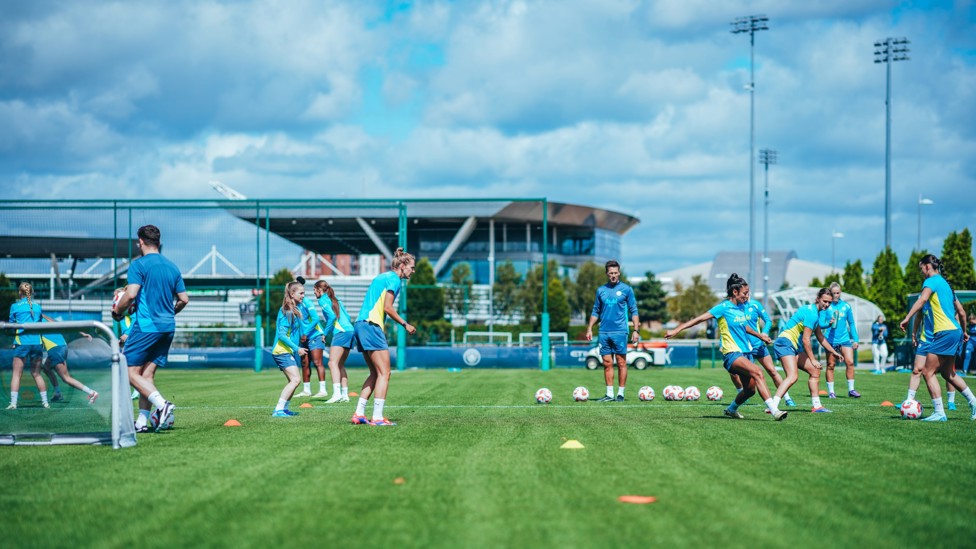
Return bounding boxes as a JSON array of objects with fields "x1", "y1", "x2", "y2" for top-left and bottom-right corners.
[{"x1": 2, "y1": 366, "x2": 975, "y2": 548}]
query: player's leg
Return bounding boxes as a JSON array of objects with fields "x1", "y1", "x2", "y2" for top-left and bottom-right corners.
[
  {"x1": 918, "y1": 352, "x2": 946, "y2": 421},
  {"x1": 843, "y1": 346, "x2": 860, "y2": 397},
  {"x1": 615, "y1": 354, "x2": 628, "y2": 401},
  {"x1": 325, "y1": 345, "x2": 346, "y2": 403},
  {"x1": 297, "y1": 342, "x2": 313, "y2": 397},
  {"x1": 53, "y1": 362, "x2": 97, "y2": 403},
  {"x1": 310, "y1": 347, "x2": 327, "y2": 397},
  {"x1": 772, "y1": 354, "x2": 798, "y2": 402},
  {"x1": 797, "y1": 355, "x2": 827, "y2": 412},
  {"x1": 8, "y1": 354, "x2": 25, "y2": 408},
  {"x1": 28, "y1": 352, "x2": 49, "y2": 407},
  {"x1": 758, "y1": 352, "x2": 794, "y2": 406},
  {"x1": 272, "y1": 356, "x2": 301, "y2": 417},
  {"x1": 941, "y1": 354, "x2": 976, "y2": 419},
  {"x1": 126, "y1": 332, "x2": 176, "y2": 431},
  {"x1": 367, "y1": 350, "x2": 394, "y2": 425},
  {"x1": 825, "y1": 349, "x2": 837, "y2": 398},
  {"x1": 41, "y1": 360, "x2": 62, "y2": 401},
  {"x1": 728, "y1": 371, "x2": 743, "y2": 393},
  {"x1": 596, "y1": 354, "x2": 615, "y2": 401}
]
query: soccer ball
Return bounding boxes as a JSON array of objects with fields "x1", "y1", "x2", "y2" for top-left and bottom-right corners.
[
  {"x1": 684, "y1": 386, "x2": 701, "y2": 401},
  {"x1": 149, "y1": 408, "x2": 175, "y2": 430},
  {"x1": 672, "y1": 386, "x2": 685, "y2": 401},
  {"x1": 900, "y1": 399, "x2": 923, "y2": 420},
  {"x1": 662, "y1": 385, "x2": 675, "y2": 400},
  {"x1": 535, "y1": 388, "x2": 552, "y2": 404},
  {"x1": 706, "y1": 386, "x2": 724, "y2": 401},
  {"x1": 638, "y1": 386, "x2": 655, "y2": 401},
  {"x1": 572, "y1": 386, "x2": 589, "y2": 401},
  {"x1": 113, "y1": 291, "x2": 136, "y2": 315},
  {"x1": 663, "y1": 385, "x2": 684, "y2": 401}
]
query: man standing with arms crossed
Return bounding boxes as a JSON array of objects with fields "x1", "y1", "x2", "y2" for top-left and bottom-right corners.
[
  {"x1": 586, "y1": 260, "x2": 640, "y2": 402},
  {"x1": 113, "y1": 225, "x2": 189, "y2": 432}
]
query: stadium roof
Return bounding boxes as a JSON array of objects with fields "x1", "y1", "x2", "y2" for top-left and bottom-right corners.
[{"x1": 658, "y1": 251, "x2": 836, "y2": 297}]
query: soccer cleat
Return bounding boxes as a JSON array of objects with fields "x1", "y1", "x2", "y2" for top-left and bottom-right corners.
[
  {"x1": 784, "y1": 398, "x2": 797, "y2": 407},
  {"x1": 615, "y1": 395, "x2": 625, "y2": 402},
  {"x1": 351, "y1": 414, "x2": 370, "y2": 425},
  {"x1": 42, "y1": 401, "x2": 50, "y2": 409},
  {"x1": 5, "y1": 403, "x2": 16, "y2": 410},
  {"x1": 970, "y1": 404, "x2": 976, "y2": 421},
  {"x1": 595, "y1": 395, "x2": 615, "y2": 402},
  {"x1": 313, "y1": 391, "x2": 329, "y2": 398},
  {"x1": 283, "y1": 409, "x2": 299, "y2": 416},
  {"x1": 873, "y1": 370, "x2": 884, "y2": 375},
  {"x1": 155, "y1": 401, "x2": 175, "y2": 432},
  {"x1": 134, "y1": 424, "x2": 150, "y2": 433},
  {"x1": 88, "y1": 391, "x2": 99, "y2": 405},
  {"x1": 828, "y1": 392, "x2": 837, "y2": 399},
  {"x1": 772, "y1": 410, "x2": 788, "y2": 421},
  {"x1": 324, "y1": 394, "x2": 343, "y2": 404},
  {"x1": 271, "y1": 410, "x2": 293, "y2": 418},
  {"x1": 921, "y1": 413, "x2": 947, "y2": 422},
  {"x1": 723, "y1": 408, "x2": 744, "y2": 419},
  {"x1": 948, "y1": 401, "x2": 957, "y2": 411},
  {"x1": 848, "y1": 390, "x2": 862, "y2": 398},
  {"x1": 51, "y1": 393, "x2": 65, "y2": 402},
  {"x1": 811, "y1": 407, "x2": 833, "y2": 413},
  {"x1": 369, "y1": 418, "x2": 397, "y2": 426},
  {"x1": 764, "y1": 409, "x2": 771, "y2": 414},
  {"x1": 293, "y1": 390, "x2": 312, "y2": 397},
  {"x1": 338, "y1": 396, "x2": 350, "y2": 403}
]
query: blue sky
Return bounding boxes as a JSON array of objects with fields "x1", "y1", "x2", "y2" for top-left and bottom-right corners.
[{"x1": 1, "y1": 0, "x2": 973, "y2": 276}]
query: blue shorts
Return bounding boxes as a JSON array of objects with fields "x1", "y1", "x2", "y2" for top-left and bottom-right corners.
[
  {"x1": 331, "y1": 330, "x2": 357, "y2": 350},
  {"x1": 123, "y1": 331, "x2": 175, "y2": 368},
  {"x1": 273, "y1": 352, "x2": 299, "y2": 370},
  {"x1": 773, "y1": 337, "x2": 798, "y2": 359},
  {"x1": 45, "y1": 345, "x2": 67, "y2": 366},
  {"x1": 915, "y1": 341, "x2": 930, "y2": 357},
  {"x1": 751, "y1": 344, "x2": 769, "y2": 359},
  {"x1": 927, "y1": 330, "x2": 962, "y2": 357},
  {"x1": 723, "y1": 352, "x2": 747, "y2": 371},
  {"x1": 13, "y1": 344, "x2": 44, "y2": 361},
  {"x1": 355, "y1": 321, "x2": 388, "y2": 352},
  {"x1": 598, "y1": 332, "x2": 628, "y2": 356},
  {"x1": 303, "y1": 334, "x2": 326, "y2": 351},
  {"x1": 830, "y1": 340, "x2": 853, "y2": 349}
]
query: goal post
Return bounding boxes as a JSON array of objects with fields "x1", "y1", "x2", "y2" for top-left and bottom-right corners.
[{"x1": 0, "y1": 320, "x2": 135, "y2": 449}]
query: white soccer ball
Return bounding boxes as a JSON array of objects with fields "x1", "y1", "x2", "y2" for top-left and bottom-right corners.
[
  {"x1": 638, "y1": 386, "x2": 655, "y2": 401},
  {"x1": 684, "y1": 386, "x2": 701, "y2": 401},
  {"x1": 572, "y1": 386, "x2": 590, "y2": 401},
  {"x1": 535, "y1": 388, "x2": 552, "y2": 404},
  {"x1": 663, "y1": 385, "x2": 684, "y2": 401},
  {"x1": 113, "y1": 291, "x2": 136, "y2": 314},
  {"x1": 706, "y1": 386, "x2": 724, "y2": 401},
  {"x1": 149, "y1": 407, "x2": 175, "y2": 430},
  {"x1": 900, "y1": 399, "x2": 923, "y2": 420},
  {"x1": 662, "y1": 385, "x2": 674, "y2": 400},
  {"x1": 672, "y1": 386, "x2": 685, "y2": 401}
]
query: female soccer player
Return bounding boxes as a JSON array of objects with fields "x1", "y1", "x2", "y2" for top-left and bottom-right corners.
[
  {"x1": 769, "y1": 288, "x2": 844, "y2": 413},
  {"x1": 743, "y1": 296, "x2": 796, "y2": 407},
  {"x1": 294, "y1": 277, "x2": 328, "y2": 398},
  {"x1": 899, "y1": 255, "x2": 975, "y2": 421},
  {"x1": 7, "y1": 282, "x2": 49, "y2": 409},
  {"x1": 270, "y1": 281, "x2": 308, "y2": 417},
  {"x1": 39, "y1": 315, "x2": 98, "y2": 404},
  {"x1": 351, "y1": 248, "x2": 417, "y2": 426},
  {"x1": 903, "y1": 296, "x2": 966, "y2": 411},
  {"x1": 666, "y1": 274, "x2": 786, "y2": 420},
  {"x1": 870, "y1": 315, "x2": 888, "y2": 375},
  {"x1": 314, "y1": 280, "x2": 355, "y2": 404},
  {"x1": 822, "y1": 282, "x2": 861, "y2": 399}
]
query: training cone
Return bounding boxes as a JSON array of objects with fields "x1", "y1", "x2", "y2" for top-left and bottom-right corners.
[
  {"x1": 819, "y1": 390, "x2": 828, "y2": 396},
  {"x1": 881, "y1": 401, "x2": 895, "y2": 407},
  {"x1": 349, "y1": 392, "x2": 359, "y2": 397},
  {"x1": 393, "y1": 477, "x2": 406, "y2": 485},
  {"x1": 561, "y1": 440, "x2": 585, "y2": 449},
  {"x1": 223, "y1": 419, "x2": 242, "y2": 427},
  {"x1": 299, "y1": 402, "x2": 313, "y2": 409},
  {"x1": 618, "y1": 495, "x2": 657, "y2": 504}
]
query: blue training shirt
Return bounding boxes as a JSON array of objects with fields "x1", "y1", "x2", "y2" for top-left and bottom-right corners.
[
  {"x1": 709, "y1": 300, "x2": 753, "y2": 355},
  {"x1": 871, "y1": 322, "x2": 887, "y2": 344},
  {"x1": 822, "y1": 299, "x2": 858, "y2": 344},
  {"x1": 9, "y1": 297, "x2": 42, "y2": 345},
  {"x1": 357, "y1": 271, "x2": 402, "y2": 325},
  {"x1": 921, "y1": 275, "x2": 960, "y2": 338},
  {"x1": 127, "y1": 253, "x2": 186, "y2": 333},
  {"x1": 299, "y1": 297, "x2": 324, "y2": 338},
  {"x1": 779, "y1": 304, "x2": 825, "y2": 348},
  {"x1": 743, "y1": 299, "x2": 771, "y2": 349},
  {"x1": 40, "y1": 317, "x2": 66, "y2": 349},
  {"x1": 591, "y1": 282, "x2": 638, "y2": 334},
  {"x1": 318, "y1": 295, "x2": 355, "y2": 339},
  {"x1": 272, "y1": 308, "x2": 302, "y2": 356}
]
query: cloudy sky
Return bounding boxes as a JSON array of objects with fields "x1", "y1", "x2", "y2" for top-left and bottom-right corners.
[{"x1": 1, "y1": 0, "x2": 973, "y2": 277}]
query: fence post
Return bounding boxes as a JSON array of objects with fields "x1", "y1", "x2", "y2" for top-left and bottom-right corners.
[{"x1": 253, "y1": 314, "x2": 263, "y2": 372}]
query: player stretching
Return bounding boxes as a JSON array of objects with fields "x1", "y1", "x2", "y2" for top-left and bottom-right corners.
[
  {"x1": 270, "y1": 281, "x2": 307, "y2": 417},
  {"x1": 314, "y1": 280, "x2": 355, "y2": 404},
  {"x1": 7, "y1": 282, "x2": 48, "y2": 409},
  {"x1": 822, "y1": 283, "x2": 861, "y2": 399},
  {"x1": 585, "y1": 260, "x2": 639, "y2": 402},
  {"x1": 113, "y1": 225, "x2": 188, "y2": 432},
  {"x1": 39, "y1": 315, "x2": 97, "y2": 404},
  {"x1": 769, "y1": 288, "x2": 844, "y2": 413},
  {"x1": 899, "y1": 255, "x2": 975, "y2": 422},
  {"x1": 351, "y1": 248, "x2": 416, "y2": 426},
  {"x1": 294, "y1": 276, "x2": 329, "y2": 398},
  {"x1": 666, "y1": 274, "x2": 786, "y2": 420}
]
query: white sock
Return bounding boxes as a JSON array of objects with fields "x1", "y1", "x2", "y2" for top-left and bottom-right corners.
[
  {"x1": 81, "y1": 385, "x2": 93, "y2": 396},
  {"x1": 947, "y1": 391, "x2": 956, "y2": 404},
  {"x1": 135, "y1": 409, "x2": 150, "y2": 428},
  {"x1": 275, "y1": 398, "x2": 287, "y2": 412},
  {"x1": 827, "y1": 382, "x2": 835, "y2": 394},
  {"x1": 962, "y1": 388, "x2": 976, "y2": 406},
  {"x1": 784, "y1": 392, "x2": 793, "y2": 402},
  {"x1": 812, "y1": 396, "x2": 822, "y2": 409},
  {"x1": 907, "y1": 389, "x2": 917, "y2": 401},
  {"x1": 764, "y1": 398, "x2": 778, "y2": 412},
  {"x1": 147, "y1": 391, "x2": 166, "y2": 409},
  {"x1": 847, "y1": 379, "x2": 855, "y2": 391},
  {"x1": 617, "y1": 386, "x2": 625, "y2": 397},
  {"x1": 356, "y1": 397, "x2": 368, "y2": 417},
  {"x1": 303, "y1": 382, "x2": 311, "y2": 393},
  {"x1": 341, "y1": 386, "x2": 349, "y2": 398},
  {"x1": 606, "y1": 386, "x2": 613, "y2": 398},
  {"x1": 319, "y1": 381, "x2": 326, "y2": 393},
  {"x1": 39, "y1": 391, "x2": 48, "y2": 404},
  {"x1": 333, "y1": 383, "x2": 341, "y2": 396},
  {"x1": 933, "y1": 398, "x2": 945, "y2": 415},
  {"x1": 372, "y1": 398, "x2": 386, "y2": 421},
  {"x1": 10, "y1": 392, "x2": 17, "y2": 406},
  {"x1": 771, "y1": 395, "x2": 781, "y2": 409}
]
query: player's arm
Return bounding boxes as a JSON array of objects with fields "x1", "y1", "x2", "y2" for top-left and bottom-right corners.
[
  {"x1": 384, "y1": 291, "x2": 416, "y2": 335},
  {"x1": 628, "y1": 288, "x2": 640, "y2": 342},
  {"x1": 759, "y1": 304, "x2": 772, "y2": 335},
  {"x1": 911, "y1": 311, "x2": 923, "y2": 347},
  {"x1": 812, "y1": 325, "x2": 843, "y2": 360},
  {"x1": 174, "y1": 291, "x2": 189, "y2": 315},
  {"x1": 900, "y1": 288, "x2": 933, "y2": 331},
  {"x1": 666, "y1": 311, "x2": 714, "y2": 340},
  {"x1": 846, "y1": 306, "x2": 859, "y2": 349},
  {"x1": 955, "y1": 298, "x2": 969, "y2": 343},
  {"x1": 113, "y1": 284, "x2": 141, "y2": 321},
  {"x1": 745, "y1": 325, "x2": 772, "y2": 344}
]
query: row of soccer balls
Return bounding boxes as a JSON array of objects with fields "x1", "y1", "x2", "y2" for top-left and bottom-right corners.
[{"x1": 535, "y1": 385, "x2": 724, "y2": 404}]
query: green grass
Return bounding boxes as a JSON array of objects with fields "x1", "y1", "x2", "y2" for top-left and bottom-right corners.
[{"x1": 2, "y1": 367, "x2": 975, "y2": 548}]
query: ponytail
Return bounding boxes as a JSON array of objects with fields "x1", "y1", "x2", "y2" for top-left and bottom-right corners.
[
  {"x1": 392, "y1": 247, "x2": 415, "y2": 270},
  {"x1": 18, "y1": 282, "x2": 34, "y2": 316},
  {"x1": 314, "y1": 280, "x2": 340, "y2": 318},
  {"x1": 726, "y1": 273, "x2": 748, "y2": 299}
]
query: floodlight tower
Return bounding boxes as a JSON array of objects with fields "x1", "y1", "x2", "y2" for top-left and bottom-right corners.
[
  {"x1": 759, "y1": 148, "x2": 776, "y2": 307},
  {"x1": 731, "y1": 14, "x2": 769, "y2": 288},
  {"x1": 874, "y1": 37, "x2": 909, "y2": 250}
]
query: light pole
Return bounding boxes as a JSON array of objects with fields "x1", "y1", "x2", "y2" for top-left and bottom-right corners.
[
  {"x1": 759, "y1": 148, "x2": 776, "y2": 306},
  {"x1": 732, "y1": 14, "x2": 769, "y2": 289},
  {"x1": 874, "y1": 37, "x2": 910, "y2": 250},
  {"x1": 831, "y1": 231, "x2": 845, "y2": 273},
  {"x1": 917, "y1": 195, "x2": 933, "y2": 250}
]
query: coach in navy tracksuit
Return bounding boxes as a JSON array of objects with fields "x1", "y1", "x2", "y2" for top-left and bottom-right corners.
[{"x1": 585, "y1": 260, "x2": 640, "y2": 402}]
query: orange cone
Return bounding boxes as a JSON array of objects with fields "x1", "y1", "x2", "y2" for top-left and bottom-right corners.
[
  {"x1": 223, "y1": 419, "x2": 242, "y2": 427},
  {"x1": 881, "y1": 401, "x2": 895, "y2": 407},
  {"x1": 618, "y1": 495, "x2": 657, "y2": 504},
  {"x1": 299, "y1": 402, "x2": 313, "y2": 408},
  {"x1": 350, "y1": 391, "x2": 359, "y2": 397},
  {"x1": 819, "y1": 390, "x2": 828, "y2": 395}
]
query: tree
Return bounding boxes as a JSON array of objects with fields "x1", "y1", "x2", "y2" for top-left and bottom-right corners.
[
  {"x1": 942, "y1": 228, "x2": 976, "y2": 290},
  {"x1": 810, "y1": 272, "x2": 841, "y2": 289},
  {"x1": 842, "y1": 260, "x2": 867, "y2": 298},
  {"x1": 547, "y1": 276, "x2": 571, "y2": 332},
  {"x1": 867, "y1": 248, "x2": 906, "y2": 327},
  {"x1": 903, "y1": 249, "x2": 929, "y2": 294},
  {"x1": 0, "y1": 274, "x2": 17, "y2": 323},
  {"x1": 258, "y1": 268, "x2": 297, "y2": 335},
  {"x1": 492, "y1": 261, "x2": 521, "y2": 322},
  {"x1": 445, "y1": 262, "x2": 473, "y2": 320},
  {"x1": 409, "y1": 258, "x2": 443, "y2": 322},
  {"x1": 667, "y1": 275, "x2": 718, "y2": 323},
  {"x1": 635, "y1": 271, "x2": 669, "y2": 324},
  {"x1": 568, "y1": 261, "x2": 605, "y2": 319},
  {"x1": 519, "y1": 260, "x2": 570, "y2": 329}
]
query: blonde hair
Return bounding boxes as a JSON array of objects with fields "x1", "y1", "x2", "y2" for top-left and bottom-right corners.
[
  {"x1": 18, "y1": 282, "x2": 34, "y2": 314},
  {"x1": 281, "y1": 281, "x2": 303, "y2": 319},
  {"x1": 392, "y1": 247, "x2": 415, "y2": 270},
  {"x1": 314, "y1": 280, "x2": 340, "y2": 318}
]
